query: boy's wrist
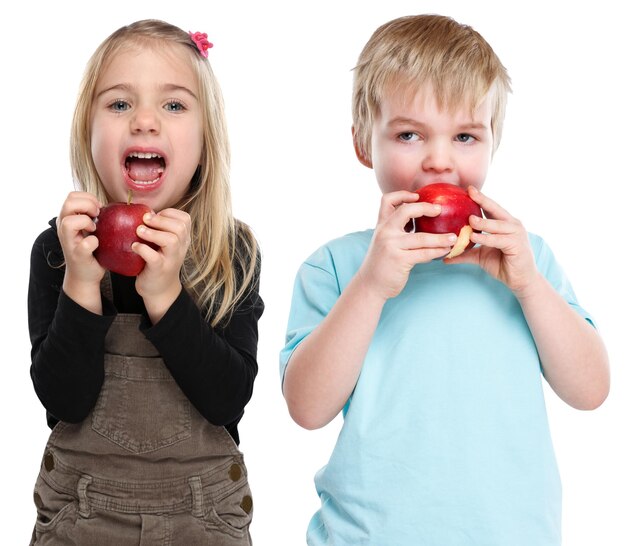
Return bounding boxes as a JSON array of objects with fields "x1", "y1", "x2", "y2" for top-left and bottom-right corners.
[
  {"x1": 351, "y1": 270, "x2": 391, "y2": 308},
  {"x1": 512, "y1": 271, "x2": 547, "y2": 302}
]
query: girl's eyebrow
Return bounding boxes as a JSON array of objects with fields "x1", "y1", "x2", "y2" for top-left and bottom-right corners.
[{"x1": 95, "y1": 83, "x2": 198, "y2": 100}]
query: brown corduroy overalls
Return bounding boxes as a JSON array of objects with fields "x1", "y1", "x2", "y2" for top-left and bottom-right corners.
[{"x1": 30, "y1": 281, "x2": 253, "y2": 545}]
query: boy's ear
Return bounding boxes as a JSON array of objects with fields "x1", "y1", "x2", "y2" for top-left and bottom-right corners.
[{"x1": 352, "y1": 127, "x2": 372, "y2": 168}]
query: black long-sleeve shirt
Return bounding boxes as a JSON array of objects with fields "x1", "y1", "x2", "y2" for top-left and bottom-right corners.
[{"x1": 28, "y1": 219, "x2": 263, "y2": 444}]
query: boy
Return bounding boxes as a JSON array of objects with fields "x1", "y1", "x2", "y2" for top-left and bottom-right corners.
[{"x1": 279, "y1": 14, "x2": 609, "y2": 545}]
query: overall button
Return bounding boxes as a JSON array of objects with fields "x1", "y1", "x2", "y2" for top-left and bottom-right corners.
[
  {"x1": 228, "y1": 463, "x2": 242, "y2": 482},
  {"x1": 44, "y1": 453, "x2": 54, "y2": 472},
  {"x1": 33, "y1": 491, "x2": 44, "y2": 509},
  {"x1": 240, "y1": 495, "x2": 253, "y2": 514}
]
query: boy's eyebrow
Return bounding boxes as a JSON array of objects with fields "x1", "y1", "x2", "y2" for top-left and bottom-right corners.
[
  {"x1": 95, "y1": 83, "x2": 198, "y2": 100},
  {"x1": 458, "y1": 122, "x2": 489, "y2": 131},
  {"x1": 388, "y1": 116, "x2": 488, "y2": 131}
]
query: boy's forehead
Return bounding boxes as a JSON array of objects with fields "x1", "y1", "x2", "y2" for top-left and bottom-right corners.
[{"x1": 379, "y1": 79, "x2": 495, "y2": 121}]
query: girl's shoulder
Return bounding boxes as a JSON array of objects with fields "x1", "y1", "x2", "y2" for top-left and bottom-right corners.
[{"x1": 31, "y1": 218, "x2": 64, "y2": 269}]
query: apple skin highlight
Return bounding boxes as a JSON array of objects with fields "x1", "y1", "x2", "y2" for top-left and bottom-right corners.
[{"x1": 413, "y1": 183, "x2": 483, "y2": 259}]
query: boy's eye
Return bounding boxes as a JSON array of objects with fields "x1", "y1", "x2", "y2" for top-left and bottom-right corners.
[
  {"x1": 165, "y1": 100, "x2": 185, "y2": 112},
  {"x1": 456, "y1": 133, "x2": 476, "y2": 143},
  {"x1": 398, "y1": 132, "x2": 418, "y2": 142}
]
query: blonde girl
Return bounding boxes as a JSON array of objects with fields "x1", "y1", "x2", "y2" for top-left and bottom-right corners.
[{"x1": 28, "y1": 19, "x2": 262, "y2": 545}]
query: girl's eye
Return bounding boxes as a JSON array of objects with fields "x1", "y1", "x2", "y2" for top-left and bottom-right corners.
[
  {"x1": 165, "y1": 100, "x2": 185, "y2": 112},
  {"x1": 109, "y1": 100, "x2": 130, "y2": 112},
  {"x1": 456, "y1": 133, "x2": 476, "y2": 144}
]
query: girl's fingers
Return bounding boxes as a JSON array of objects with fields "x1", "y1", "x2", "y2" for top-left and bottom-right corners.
[
  {"x1": 59, "y1": 192, "x2": 101, "y2": 221},
  {"x1": 58, "y1": 213, "x2": 98, "y2": 236},
  {"x1": 134, "y1": 209, "x2": 191, "y2": 258},
  {"x1": 142, "y1": 210, "x2": 191, "y2": 242}
]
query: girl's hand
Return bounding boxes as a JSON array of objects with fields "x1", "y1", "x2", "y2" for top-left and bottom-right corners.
[
  {"x1": 56, "y1": 192, "x2": 105, "y2": 312},
  {"x1": 446, "y1": 186, "x2": 541, "y2": 297},
  {"x1": 357, "y1": 190, "x2": 457, "y2": 301},
  {"x1": 133, "y1": 208, "x2": 191, "y2": 323}
]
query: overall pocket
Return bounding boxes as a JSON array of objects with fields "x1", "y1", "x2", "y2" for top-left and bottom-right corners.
[
  {"x1": 92, "y1": 354, "x2": 192, "y2": 453},
  {"x1": 32, "y1": 474, "x2": 77, "y2": 540}
]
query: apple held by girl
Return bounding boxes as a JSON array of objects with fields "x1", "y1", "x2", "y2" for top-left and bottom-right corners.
[{"x1": 94, "y1": 190, "x2": 157, "y2": 276}]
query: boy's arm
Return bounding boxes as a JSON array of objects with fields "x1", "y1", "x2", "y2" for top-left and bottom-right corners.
[
  {"x1": 283, "y1": 273, "x2": 386, "y2": 430},
  {"x1": 515, "y1": 275, "x2": 609, "y2": 409},
  {"x1": 449, "y1": 186, "x2": 609, "y2": 409},
  {"x1": 283, "y1": 191, "x2": 457, "y2": 429}
]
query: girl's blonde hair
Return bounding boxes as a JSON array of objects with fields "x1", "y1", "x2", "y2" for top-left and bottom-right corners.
[
  {"x1": 71, "y1": 19, "x2": 258, "y2": 326},
  {"x1": 352, "y1": 14, "x2": 512, "y2": 162}
]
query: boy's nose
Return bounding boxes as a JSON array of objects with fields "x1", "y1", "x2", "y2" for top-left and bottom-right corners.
[
  {"x1": 130, "y1": 107, "x2": 160, "y2": 135},
  {"x1": 422, "y1": 142, "x2": 453, "y2": 173}
]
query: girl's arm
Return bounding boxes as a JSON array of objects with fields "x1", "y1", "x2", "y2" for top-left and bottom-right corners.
[
  {"x1": 132, "y1": 209, "x2": 264, "y2": 432},
  {"x1": 144, "y1": 263, "x2": 263, "y2": 432},
  {"x1": 28, "y1": 223, "x2": 113, "y2": 426}
]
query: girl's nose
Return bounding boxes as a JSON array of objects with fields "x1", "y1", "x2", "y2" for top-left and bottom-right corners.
[
  {"x1": 422, "y1": 141, "x2": 453, "y2": 173},
  {"x1": 130, "y1": 107, "x2": 160, "y2": 135}
]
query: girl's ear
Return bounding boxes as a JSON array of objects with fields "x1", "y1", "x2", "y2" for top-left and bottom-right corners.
[{"x1": 352, "y1": 127, "x2": 372, "y2": 168}]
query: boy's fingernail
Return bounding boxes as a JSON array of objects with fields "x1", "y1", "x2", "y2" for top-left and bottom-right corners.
[{"x1": 448, "y1": 234, "x2": 457, "y2": 242}]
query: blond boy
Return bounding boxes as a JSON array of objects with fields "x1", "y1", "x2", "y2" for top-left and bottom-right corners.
[{"x1": 280, "y1": 15, "x2": 609, "y2": 545}]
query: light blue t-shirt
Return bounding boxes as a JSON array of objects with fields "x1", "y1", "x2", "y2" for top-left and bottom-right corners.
[{"x1": 280, "y1": 230, "x2": 592, "y2": 546}]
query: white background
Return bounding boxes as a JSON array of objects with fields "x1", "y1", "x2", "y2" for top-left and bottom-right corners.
[{"x1": 2, "y1": 1, "x2": 624, "y2": 544}]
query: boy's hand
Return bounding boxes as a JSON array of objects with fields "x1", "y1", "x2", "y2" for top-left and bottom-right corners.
[
  {"x1": 357, "y1": 190, "x2": 457, "y2": 301},
  {"x1": 446, "y1": 186, "x2": 540, "y2": 297},
  {"x1": 56, "y1": 192, "x2": 106, "y2": 312},
  {"x1": 132, "y1": 208, "x2": 191, "y2": 323}
]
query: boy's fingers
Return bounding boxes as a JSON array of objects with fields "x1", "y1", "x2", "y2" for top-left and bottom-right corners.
[
  {"x1": 378, "y1": 191, "x2": 420, "y2": 221},
  {"x1": 406, "y1": 231, "x2": 457, "y2": 250},
  {"x1": 468, "y1": 186, "x2": 512, "y2": 221}
]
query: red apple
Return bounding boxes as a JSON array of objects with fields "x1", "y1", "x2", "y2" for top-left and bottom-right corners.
[
  {"x1": 94, "y1": 202, "x2": 155, "y2": 276},
  {"x1": 413, "y1": 183, "x2": 483, "y2": 259}
]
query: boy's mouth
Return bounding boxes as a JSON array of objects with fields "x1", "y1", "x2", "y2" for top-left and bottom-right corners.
[{"x1": 124, "y1": 152, "x2": 165, "y2": 188}]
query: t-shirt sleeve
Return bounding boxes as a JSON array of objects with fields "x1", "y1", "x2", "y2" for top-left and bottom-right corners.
[
  {"x1": 531, "y1": 234, "x2": 595, "y2": 327},
  {"x1": 279, "y1": 246, "x2": 341, "y2": 385}
]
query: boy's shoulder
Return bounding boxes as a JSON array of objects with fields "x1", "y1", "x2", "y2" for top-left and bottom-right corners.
[
  {"x1": 307, "y1": 229, "x2": 373, "y2": 258},
  {"x1": 302, "y1": 229, "x2": 373, "y2": 271}
]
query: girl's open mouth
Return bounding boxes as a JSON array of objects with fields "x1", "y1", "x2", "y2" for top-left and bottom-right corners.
[{"x1": 124, "y1": 151, "x2": 166, "y2": 191}]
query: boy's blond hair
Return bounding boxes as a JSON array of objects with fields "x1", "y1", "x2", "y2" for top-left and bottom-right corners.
[
  {"x1": 70, "y1": 20, "x2": 258, "y2": 326},
  {"x1": 352, "y1": 14, "x2": 511, "y2": 162}
]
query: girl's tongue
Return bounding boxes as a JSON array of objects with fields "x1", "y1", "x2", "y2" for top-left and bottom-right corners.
[{"x1": 126, "y1": 156, "x2": 164, "y2": 182}]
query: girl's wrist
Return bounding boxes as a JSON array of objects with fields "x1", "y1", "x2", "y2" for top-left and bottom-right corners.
[
  {"x1": 62, "y1": 276, "x2": 103, "y2": 315},
  {"x1": 143, "y1": 282, "x2": 183, "y2": 325}
]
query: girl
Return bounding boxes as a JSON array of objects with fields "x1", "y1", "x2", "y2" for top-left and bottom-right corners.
[{"x1": 28, "y1": 20, "x2": 263, "y2": 545}]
